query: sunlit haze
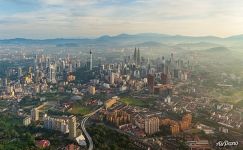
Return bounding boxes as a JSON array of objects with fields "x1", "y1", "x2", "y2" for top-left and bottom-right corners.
[
  {"x1": 1, "y1": 0, "x2": 243, "y2": 38},
  {"x1": 1, "y1": 1, "x2": 243, "y2": 150}
]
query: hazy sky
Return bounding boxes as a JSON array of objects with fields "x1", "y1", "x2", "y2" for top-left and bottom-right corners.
[{"x1": 0, "y1": 0, "x2": 243, "y2": 39}]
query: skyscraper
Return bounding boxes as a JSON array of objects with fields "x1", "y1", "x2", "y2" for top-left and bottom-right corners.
[
  {"x1": 137, "y1": 48, "x2": 140, "y2": 65},
  {"x1": 3, "y1": 78, "x2": 8, "y2": 87},
  {"x1": 69, "y1": 115, "x2": 77, "y2": 139},
  {"x1": 89, "y1": 50, "x2": 92, "y2": 71},
  {"x1": 68, "y1": 62, "x2": 72, "y2": 73},
  {"x1": 34, "y1": 70, "x2": 40, "y2": 83},
  {"x1": 133, "y1": 48, "x2": 141, "y2": 65},
  {"x1": 31, "y1": 108, "x2": 39, "y2": 121},
  {"x1": 110, "y1": 72, "x2": 115, "y2": 84},
  {"x1": 49, "y1": 64, "x2": 56, "y2": 83},
  {"x1": 147, "y1": 74, "x2": 155, "y2": 94},
  {"x1": 171, "y1": 53, "x2": 174, "y2": 62},
  {"x1": 133, "y1": 48, "x2": 137, "y2": 64},
  {"x1": 34, "y1": 54, "x2": 38, "y2": 70},
  {"x1": 162, "y1": 56, "x2": 166, "y2": 73},
  {"x1": 161, "y1": 73, "x2": 168, "y2": 84},
  {"x1": 18, "y1": 67, "x2": 23, "y2": 78},
  {"x1": 29, "y1": 67, "x2": 33, "y2": 73}
]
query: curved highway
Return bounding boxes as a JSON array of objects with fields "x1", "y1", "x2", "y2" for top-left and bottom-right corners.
[{"x1": 81, "y1": 107, "x2": 102, "y2": 150}]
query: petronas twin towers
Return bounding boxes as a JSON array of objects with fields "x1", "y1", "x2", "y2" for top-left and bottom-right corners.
[{"x1": 133, "y1": 48, "x2": 141, "y2": 65}]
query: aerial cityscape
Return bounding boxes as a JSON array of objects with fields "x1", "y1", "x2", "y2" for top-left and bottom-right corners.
[{"x1": 0, "y1": 0, "x2": 243, "y2": 150}]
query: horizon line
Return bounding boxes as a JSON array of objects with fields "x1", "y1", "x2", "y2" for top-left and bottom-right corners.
[{"x1": 0, "y1": 32, "x2": 242, "y2": 40}]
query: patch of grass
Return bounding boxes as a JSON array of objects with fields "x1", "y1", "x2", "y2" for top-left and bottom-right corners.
[
  {"x1": 120, "y1": 96, "x2": 154, "y2": 107},
  {"x1": 68, "y1": 105, "x2": 91, "y2": 115},
  {"x1": 39, "y1": 93, "x2": 71, "y2": 102},
  {"x1": 236, "y1": 99, "x2": 243, "y2": 107},
  {"x1": 214, "y1": 89, "x2": 243, "y2": 105}
]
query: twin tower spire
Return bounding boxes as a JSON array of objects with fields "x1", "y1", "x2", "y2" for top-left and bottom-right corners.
[{"x1": 133, "y1": 48, "x2": 141, "y2": 65}]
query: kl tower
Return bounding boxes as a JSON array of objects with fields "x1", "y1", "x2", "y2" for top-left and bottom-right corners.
[{"x1": 89, "y1": 49, "x2": 92, "y2": 70}]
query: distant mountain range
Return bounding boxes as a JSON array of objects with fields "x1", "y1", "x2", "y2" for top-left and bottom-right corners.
[
  {"x1": 202, "y1": 46, "x2": 230, "y2": 52},
  {"x1": 0, "y1": 33, "x2": 243, "y2": 46}
]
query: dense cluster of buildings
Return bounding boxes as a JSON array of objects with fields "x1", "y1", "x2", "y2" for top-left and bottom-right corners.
[
  {"x1": 104, "y1": 96, "x2": 118, "y2": 109},
  {"x1": 3, "y1": 48, "x2": 240, "y2": 149},
  {"x1": 0, "y1": 47, "x2": 191, "y2": 102},
  {"x1": 160, "y1": 114, "x2": 192, "y2": 135},
  {"x1": 43, "y1": 116, "x2": 70, "y2": 134},
  {"x1": 103, "y1": 98, "x2": 192, "y2": 136},
  {"x1": 106, "y1": 110, "x2": 131, "y2": 126},
  {"x1": 23, "y1": 103, "x2": 78, "y2": 140},
  {"x1": 0, "y1": 53, "x2": 81, "y2": 100},
  {"x1": 185, "y1": 135, "x2": 211, "y2": 150}
]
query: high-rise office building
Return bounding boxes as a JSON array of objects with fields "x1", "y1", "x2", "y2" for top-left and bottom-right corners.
[
  {"x1": 133, "y1": 48, "x2": 137, "y2": 64},
  {"x1": 171, "y1": 53, "x2": 174, "y2": 62},
  {"x1": 31, "y1": 108, "x2": 39, "y2": 121},
  {"x1": 28, "y1": 67, "x2": 32, "y2": 73},
  {"x1": 69, "y1": 115, "x2": 77, "y2": 139},
  {"x1": 110, "y1": 72, "x2": 115, "y2": 84},
  {"x1": 34, "y1": 54, "x2": 38, "y2": 70},
  {"x1": 174, "y1": 69, "x2": 179, "y2": 79},
  {"x1": 18, "y1": 67, "x2": 23, "y2": 78},
  {"x1": 68, "y1": 62, "x2": 73, "y2": 73},
  {"x1": 161, "y1": 73, "x2": 168, "y2": 84},
  {"x1": 34, "y1": 70, "x2": 40, "y2": 83},
  {"x1": 133, "y1": 48, "x2": 141, "y2": 65},
  {"x1": 49, "y1": 64, "x2": 56, "y2": 83},
  {"x1": 2, "y1": 78, "x2": 8, "y2": 87},
  {"x1": 147, "y1": 74, "x2": 155, "y2": 94},
  {"x1": 137, "y1": 48, "x2": 140, "y2": 65}
]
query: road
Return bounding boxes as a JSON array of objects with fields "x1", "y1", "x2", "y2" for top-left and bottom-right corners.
[{"x1": 81, "y1": 107, "x2": 102, "y2": 150}]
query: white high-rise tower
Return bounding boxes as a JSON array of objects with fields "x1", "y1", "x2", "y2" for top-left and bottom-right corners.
[
  {"x1": 69, "y1": 115, "x2": 77, "y2": 139},
  {"x1": 49, "y1": 64, "x2": 56, "y2": 83},
  {"x1": 90, "y1": 50, "x2": 92, "y2": 70}
]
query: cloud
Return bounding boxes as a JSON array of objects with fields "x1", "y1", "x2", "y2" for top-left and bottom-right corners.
[{"x1": 0, "y1": 0, "x2": 243, "y2": 38}]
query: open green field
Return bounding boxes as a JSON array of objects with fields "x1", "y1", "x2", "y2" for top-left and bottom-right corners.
[
  {"x1": 191, "y1": 50, "x2": 243, "y2": 107},
  {"x1": 68, "y1": 105, "x2": 92, "y2": 116},
  {"x1": 209, "y1": 88, "x2": 243, "y2": 106},
  {"x1": 39, "y1": 93, "x2": 71, "y2": 101},
  {"x1": 236, "y1": 100, "x2": 243, "y2": 107},
  {"x1": 120, "y1": 96, "x2": 155, "y2": 107}
]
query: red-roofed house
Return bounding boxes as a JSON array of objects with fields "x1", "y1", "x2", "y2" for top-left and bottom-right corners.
[{"x1": 36, "y1": 140, "x2": 50, "y2": 149}]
